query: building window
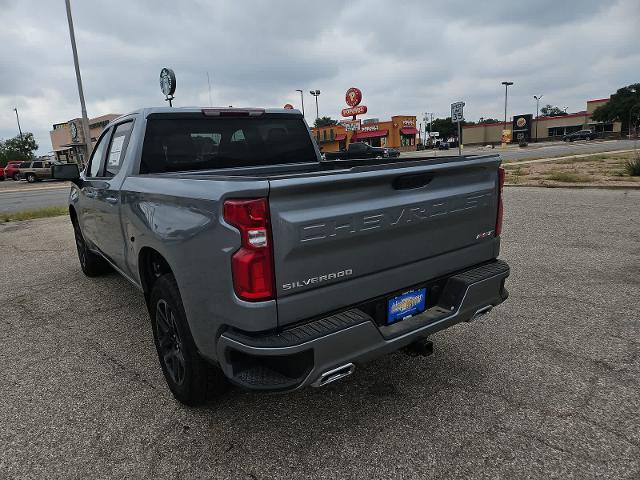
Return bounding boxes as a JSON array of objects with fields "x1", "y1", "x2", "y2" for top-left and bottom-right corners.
[{"x1": 548, "y1": 125, "x2": 582, "y2": 137}]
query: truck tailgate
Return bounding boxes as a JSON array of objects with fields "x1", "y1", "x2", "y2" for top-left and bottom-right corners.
[{"x1": 268, "y1": 156, "x2": 502, "y2": 327}]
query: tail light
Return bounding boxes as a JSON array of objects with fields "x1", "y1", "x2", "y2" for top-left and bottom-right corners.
[
  {"x1": 495, "y1": 166, "x2": 505, "y2": 237},
  {"x1": 223, "y1": 198, "x2": 275, "y2": 301}
]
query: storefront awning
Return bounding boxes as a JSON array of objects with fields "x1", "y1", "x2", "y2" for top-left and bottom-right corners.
[
  {"x1": 400, "y1": 127, "x2": 418, "y2": 135},
  {"x1": 352, "y1": 129, "x2": 388, "y2": 139},
  {"x1": 335, "y1": 134, "x2": 346, "y2": 141}
]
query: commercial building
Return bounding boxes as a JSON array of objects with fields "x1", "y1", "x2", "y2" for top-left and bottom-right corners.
[
  {"x1": 311, "y1": 115, "x2": 419, "y2": 152},
  {"x1": 50, "y1": 114, "x2": 120, "y2": 163},
  {"x1": 462, "y1": 98, "x2": 621, "y2": 145}
]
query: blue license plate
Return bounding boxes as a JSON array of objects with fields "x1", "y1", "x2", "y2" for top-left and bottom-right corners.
[{"x1": 387, "y1": 288, "x2": 426, "y2": 324}]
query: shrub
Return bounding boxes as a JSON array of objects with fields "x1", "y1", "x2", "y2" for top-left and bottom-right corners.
[{"x1": 624, "y1": 157, "x2": 640, "y2": 176}]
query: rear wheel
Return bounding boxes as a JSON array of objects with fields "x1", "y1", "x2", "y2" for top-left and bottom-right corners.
[
  {"x1": 12, "y1": 173, "x2": 20, "y2": 181},
  {"x1": 71, "y1": 217, "x2": 111, "y2": 276},
  {"x1": 150, "y1": 274, "x2": 228, "y2": 406}
]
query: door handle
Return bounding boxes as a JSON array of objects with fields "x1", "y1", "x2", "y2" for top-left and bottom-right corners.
[{"x1": 105, "y1": 196, "x2": 119, "y2": 204}]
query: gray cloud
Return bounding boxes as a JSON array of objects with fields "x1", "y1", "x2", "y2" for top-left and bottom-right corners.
[{"x1": 1, "y1": 0, "x2": 638, "y2": 153}]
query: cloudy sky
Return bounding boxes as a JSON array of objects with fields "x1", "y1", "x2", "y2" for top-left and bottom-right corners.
[{"x1": 1, "y1": 0, "x2": 639, "y2": 153}]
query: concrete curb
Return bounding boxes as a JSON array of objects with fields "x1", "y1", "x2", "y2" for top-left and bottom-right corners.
[{"x1": 504, "y1": 149, "x2": 636, "y2": 165}]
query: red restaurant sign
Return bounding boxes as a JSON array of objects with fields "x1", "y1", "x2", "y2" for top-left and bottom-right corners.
[
  {"x1": 345, "y1": 87, "x2": 362, "y2": 107},
  {"x1": 341, "y1": 105, "x2": 368, "y2": 117}
]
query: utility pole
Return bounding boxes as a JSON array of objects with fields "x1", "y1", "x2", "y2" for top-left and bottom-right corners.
[
  {"x1": 65, "y1": 0, "x2": 92, "y2": 168},
  {"x1": 13, "y1": 108, "x2": 23, "y2": 139},
  {"x1": 534, "y1": 94, "x2": 543, "y2": 142},
  {"x1": 207, "y1": 72, "x2": 212, "y2": 106},
  {"x1": 295, "y1": 89, "x2": 305, "y2": 117}
]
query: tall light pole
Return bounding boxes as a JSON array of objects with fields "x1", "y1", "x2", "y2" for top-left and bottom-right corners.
[
  {"x1": 533, "y1": 94, "x2": 543, "y2": 142},
  {"x1": 310, "y1": 90, "x2": 320, "y2": 123},
  {"x1": 501, "y1": 82, "x2": 514, "y2": 135},
  {"x1": 65, "y1": 0, "x2": 92, "y2": 168},
  {"x1": 295, "y1": 89, "x2": 305, "y2": 117},
  {"x1": 13, "y1": 108, "x2": 23, "y2": 139},
  {"x1": 423, "y1": 112, "x2": 433, "y2": 147}
]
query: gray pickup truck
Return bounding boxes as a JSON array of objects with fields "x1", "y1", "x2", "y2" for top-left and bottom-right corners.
[{"x1": 53, "y1": 107, "x2": 510, "y2": 406}]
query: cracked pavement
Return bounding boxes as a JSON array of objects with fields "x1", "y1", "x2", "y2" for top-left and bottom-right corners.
[{"x1": 1, "y1": 187, "x2": 639, "y2": 479}]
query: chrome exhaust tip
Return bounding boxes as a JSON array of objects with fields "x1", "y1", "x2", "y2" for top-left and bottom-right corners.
[
  {"x1": 469, "y1": 305, "x2": 493, "y2": 322},
  {"x1": 312, "y1": 363, "x2": 355, "y2": 388}
]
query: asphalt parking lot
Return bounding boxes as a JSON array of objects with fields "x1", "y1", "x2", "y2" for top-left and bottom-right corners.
[{"x1": 1, "y1": 187, "x2": 639, "y2": 479}]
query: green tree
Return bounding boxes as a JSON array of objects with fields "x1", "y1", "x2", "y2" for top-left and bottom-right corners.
[
  {"x1": 0, "y1": 132, "x2": 38, "y2": 166},
  {"x1": 540, "y1": 104, "x2": 568, "y2": 117},
  {"x1": 428, "y1": 117, "x2": 457, "y2": 139},
  {"x1": 313, "y1": 116, "x2": 338, "y2": 128},
  {"x1": 478, "y1": 117, "x2": 501, "y2": 124},
  {"x1": 591, "y1": 83, "x2": 640, "y2": 133}
]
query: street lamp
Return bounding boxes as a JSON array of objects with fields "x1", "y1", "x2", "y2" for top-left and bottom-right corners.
[
  {"x1": 13, "y1": 108, "x2": 23, "y2": 139},
  {"x1": 309, "y1": 90, "x2": 320, "y2": 123},
  {"x1": 533, "y1": 94, "x2": 543, "y2": 142},
  {"x1": 501, "y1": 82, "x2": 514, "y2": 133},
  {"x1": 295, "y1": 89, "x2": 305, "y2": 117}
]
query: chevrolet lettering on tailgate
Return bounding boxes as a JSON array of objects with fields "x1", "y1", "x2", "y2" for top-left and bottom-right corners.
[{"x1": 299, "y1": 191, "x2": 492, "y2": 242}]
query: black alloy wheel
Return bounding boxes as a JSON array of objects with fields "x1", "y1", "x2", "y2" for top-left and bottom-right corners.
[
  {"x1": 149, "y1": 273, "x2": 228, "y2": 406},
  {"x1": 155, "y1": 299, "x2": 186, "y2": 386}
]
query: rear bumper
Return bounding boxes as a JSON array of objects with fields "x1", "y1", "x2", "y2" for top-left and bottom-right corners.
[{"x1": 217, "y1": 259, "x2": 510, "y2": 391}]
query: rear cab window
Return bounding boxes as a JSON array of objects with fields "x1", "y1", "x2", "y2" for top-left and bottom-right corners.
[{"x1": 140, "y1": 113, "x2": 317, "y2": 174}]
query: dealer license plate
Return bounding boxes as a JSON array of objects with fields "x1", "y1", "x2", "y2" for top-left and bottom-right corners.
[{"x1": 387, "y1": 288, "x2": 426, "y2": 324}]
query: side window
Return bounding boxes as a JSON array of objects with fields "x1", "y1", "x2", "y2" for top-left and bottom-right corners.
[
  {"x1": 87, "y1": 129, "x2": 111, "y2": 178},
  {"x1": 105, "y1": 122, "x2": 133, "y2": 177},
  {"x1": 32, "y1": 161, "x2": 43, "y2": 168}
]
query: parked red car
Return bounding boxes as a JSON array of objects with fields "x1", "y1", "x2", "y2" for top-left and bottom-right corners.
[
  {"x1": 4, "y1": 160, "x2": 23, "y2": 181},
  {"x1": 0, "y1": 165, "x2": 5, "y2": 180}
]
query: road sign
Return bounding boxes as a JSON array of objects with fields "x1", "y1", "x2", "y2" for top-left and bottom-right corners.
[
  {"x1": 451, "y1": 101, "x2": 465, "y2": 156},
  {"x1": 451, "y1": 102, "x2": 465, "y2": 123}
]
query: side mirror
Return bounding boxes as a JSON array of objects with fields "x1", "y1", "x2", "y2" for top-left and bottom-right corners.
[{"x1": 51, "y1": 163, "x2": 81, "y2": 184}]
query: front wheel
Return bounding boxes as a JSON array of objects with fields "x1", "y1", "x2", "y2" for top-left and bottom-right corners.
[
  {"x1": 71, "y1": 217, "x2": 111, "y2": 276},
  {"x1": 150, "y1": 274, "x2": 228, "y2": 406},
  {"x1": 12, "y1": 173, "x2": 20, "y2": 181},
  {"x1": 26, "y1": 173, "x2": 36, "y2": 183}
]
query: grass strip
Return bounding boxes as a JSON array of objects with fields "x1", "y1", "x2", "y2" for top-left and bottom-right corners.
[{"x1": 0, "y1": 206, "x2": 68, "y2": 223}]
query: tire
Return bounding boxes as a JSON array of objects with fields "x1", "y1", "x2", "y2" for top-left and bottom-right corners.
[
  {"x1": 0, "y1": 176, "x2": 4, "y2": 181},
  {"x1": 26, "y1": 173, "x2": 36, "y2": 183},
  {"x1": 150, "y1": 273, "x2": 228, "y2": 406},
  {"x1": 71, "y1": 216, "x2": 112, "y2": 276},
  {"x1": 12, "y1": 173, "x2": 20, "y2": 181}
]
